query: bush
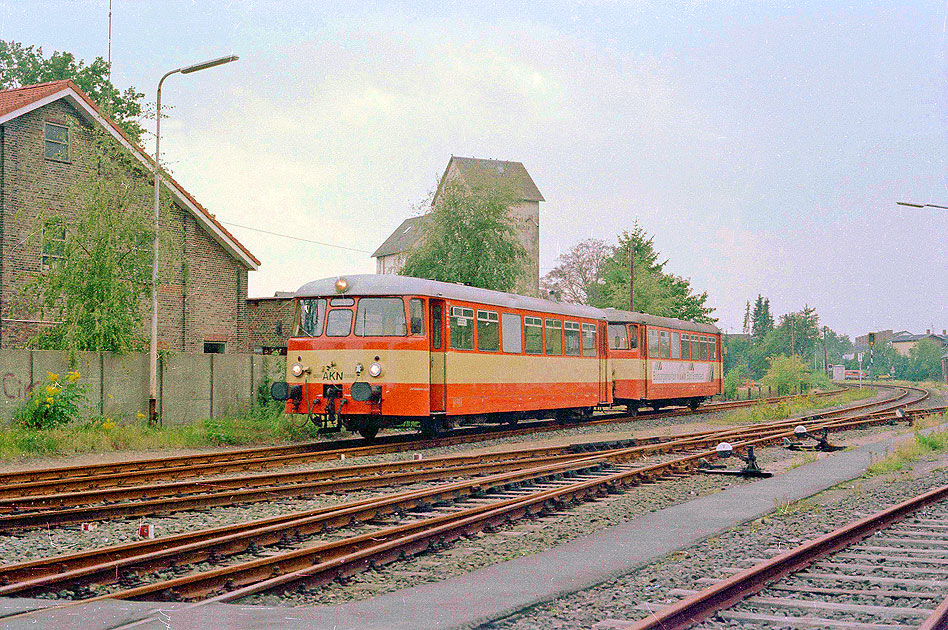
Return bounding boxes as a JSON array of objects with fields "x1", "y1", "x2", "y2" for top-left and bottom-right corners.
[
  {"x1": 13, "y1": 371, "x2": 87, "y2": 429},
  {"x1": 723, "y1": 364, "x2": 747, "y2": 399}
]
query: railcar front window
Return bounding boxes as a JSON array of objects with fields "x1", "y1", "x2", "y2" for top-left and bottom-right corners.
[
  {"x1": 564, "y1": 322, "x2": 581, "y2": 356},
  {"x1": 355, "y1": 297, "x2": 407, "y2": 336},
  {"x1": 582, "y1": 323, "x2": 597, "y2": 357},
  {"x1": 450, "y1": 306, "x2": 474, "y2": 350},
  {"x1": 477, "y1": 310, "x2": 499, "y2": 352},
  {"x1": 326, "y1": 309, "x2": 353, "y2": 337},
  {"x1": 409, "y1": 299, "x2": 425, "y2": 335},
  {"x1": 525, "y1": 317, "x2": 543, "y2": 354},
  {"x1": 298, "y1": 298, "x2": 326, "y2": 336},
  {"x1": 545, "y1": 319, "x2": 563, "y2": 355},
  {"x1": 608, "y1": 324, "x2": 629, "y2": 350}
]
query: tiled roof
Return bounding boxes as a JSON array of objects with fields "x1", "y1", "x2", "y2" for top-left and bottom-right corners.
[
  {"x1": 446, "y1": 156, "x2": 544, "y2": 202},
  {"x1": 372, "y1": 215, "x2": 428, "y2": 258},
  {"x1": 892, "y1": 333, "x2": 948, "y2": 344},
  {"x1": 0, "y1": 80, "x2": 259, "y2": 268}
]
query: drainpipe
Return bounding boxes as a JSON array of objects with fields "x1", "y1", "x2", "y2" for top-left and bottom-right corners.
[{"x1": 0, "y1": 124, "x2": 5, "y2": 349}]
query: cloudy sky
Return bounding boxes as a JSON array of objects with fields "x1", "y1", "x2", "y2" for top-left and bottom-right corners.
[{"x1": 5, "y1": 1, "x2": 947, "y2": 336}]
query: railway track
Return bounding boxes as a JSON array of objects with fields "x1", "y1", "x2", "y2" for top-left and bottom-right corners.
[
  {"x1": 0, "y1": 385, "x2": 929, "y2": 530},
  {"x1": 597, "y1": 483, "x2": 948, "y2": 630},
  {"x1": 0, "y1": 385, "x2": 937, "y2": 622},
  {"x1": 0, "y1": 388, "x2": 855, "y2": 490}
]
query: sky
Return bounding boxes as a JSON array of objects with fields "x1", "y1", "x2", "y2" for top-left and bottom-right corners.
[{"x1": 4, "y1": 0, "x2": 947, "y2": 337}]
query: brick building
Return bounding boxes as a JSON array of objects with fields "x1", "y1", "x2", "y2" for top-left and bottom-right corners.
[
  {"x1": 0, "y1": 80, "x2": 260, "y2": 353},
  {"x1": 247, "y1": 293, "x2": 295, "y2": 355},
  {"x1": 372, "y1": 156, "x2": 544, "y2": 296}
]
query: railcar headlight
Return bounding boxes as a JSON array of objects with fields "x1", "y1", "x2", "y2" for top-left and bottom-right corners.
[
  {"x1": 291, "y1": 363, "x2": 305, "y2": 377},
  {"x1": 335, "y1": 277, "x2": 349, "y2": 293},
  {"x1": 368, "y1": 362, "x2": 382, "y2": 378}
]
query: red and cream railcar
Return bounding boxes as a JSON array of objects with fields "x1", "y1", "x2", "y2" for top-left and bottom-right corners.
[
  {"x1": 272, "y1": 275, "x2": 610, "y2": 439},
  {"x1": 603, "y1": 308, "x2": 722, "y2": 413}
]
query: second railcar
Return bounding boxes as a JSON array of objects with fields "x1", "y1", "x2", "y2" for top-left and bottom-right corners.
[{"x1": 604, "y1": 308, "x2": 722, "y2": 413}]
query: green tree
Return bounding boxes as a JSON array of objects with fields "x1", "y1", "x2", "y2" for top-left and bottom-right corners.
[
  {"x1": 400, "y1": 179, "x2": 527, "y2": 292},
  {"x1": 540, "y1": 238, "x2": 612, "y2": 304},
  {"x1": 593, "y1": 224, "x2": 716, "y2": 323},
  {"x1": 0, "y1": 40, "x2": 146, "y2": 143},
  {"x1": 15, "y1": 122, "x2": 176, "y2": 363},
  {"x1": 750, "y1": 295, "x2": 774, "y2": 339},
  {"x1": 774, "y1": 305, "x2": 820, "y2": 361},
  {"x1": 905, "y1": 339, "x2": 944, "y2": 381},
  {"x1": 761, "y1": 354, "x2": 812, "y2": 395}
]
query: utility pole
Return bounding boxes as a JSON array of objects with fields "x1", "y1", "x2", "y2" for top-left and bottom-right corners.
[
  {"x1": 822, "y1": 326, "x2": 829, "y2": 377},
  {"x1": 107, "y1": 0, "x2": 112, "y2": 79}
]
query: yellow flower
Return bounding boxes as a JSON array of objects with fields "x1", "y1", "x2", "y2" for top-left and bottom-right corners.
[
  {"x1": 136, "y1": 411, "x2": 146, "y2": 420},
  {"x1": 67, "y1": 370, "x2": 80, "y2": 383},
  {"x1": 47, "y1": 372, "x2": 59, "y2": 383},
  {"x1": 102, "y1": 418, "x2": 116, "y2": 430},
  {"x1": 45, "y1": 385, "x2": 58, "y2": 396},
  {"x1": 108, "y1": 394, "x2": 114, "y2": 399},
  {"x1": 45, "y1": 397, "x2": 53, "y2": 404}
]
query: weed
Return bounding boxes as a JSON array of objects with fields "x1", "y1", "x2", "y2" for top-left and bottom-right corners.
[
  {"x1": 786, "y1": 453, "x2": 818, "y2": 470},
  {"x1": 865, "y1": 421, "x2": 948, "y2": 477},
  {"x1": 714, "y1": 388, "x2": 875, "y2": 426}
]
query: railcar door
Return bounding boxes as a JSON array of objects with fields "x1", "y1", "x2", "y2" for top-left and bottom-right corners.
[
  {"x1": 598, "y1": 322, "x2": 608, "y2": 403},
  {"x1": 429, "y1": 299, "x2": 447, "y2": 413}
]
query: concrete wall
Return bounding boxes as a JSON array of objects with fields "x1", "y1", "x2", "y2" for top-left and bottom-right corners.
[{"x1": 0, "y1": 348, "x2": 282, "y2": 425}]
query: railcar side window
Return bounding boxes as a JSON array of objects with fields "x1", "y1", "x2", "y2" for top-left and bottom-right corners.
[
  {"x1": 502, "y1": 313, "x2": 523, "y2": 353},
  {"x1": 648, "y1": 329, "x2": 659, "y2": 357},
  {"x1": 671, "y1": 332, "x2": 681, "y2": 359},
  {"x1": 354, "y1": 297, "x2": 408, "y2": 336},
  {"x1": 545, "y1": 319, "x2": 563, "y2": 355},
  {"x1": 525, "y1": 317, "x2": 543, "y2": 354},
  {"x1": 477, "y1": 310, "x2": 500, "y2": 352},
  {"x1": 628, "y1": 325, "x2": 639, "y2": 350},
  {"x1": 660, "y1": 331, "x2": 670, "y2": 359},
  {"x1": 326, "y1": 309, "x2": 353, "y2": 337},
  {"x1": 564, "y1": 322, "x2": 581, "y2": 356},
  {"x1": 710, "y1": 337, "x2": 717, "y2": 360},
  {"x1": 680, "y1": 334, "x2": 690, "y2": 359},
  {"x1": 700, "y1": 338, "x2": 708, "y2": 361},
  {"x1": 450, "y1": 306, "x2": 475, "y2": 350},
  {"x1": 608, "y1": 324, "x2": 628, "y2": 350},
  {"x1": 582, "y1": 323, "x2": 597, "y2": 357},
  {"x1": 691, "y1": 336, "x2": 699, "y2": 360},
  {"x1": 409, "y1": 299, "x2": 425, "y2": 336},
  {"x1": 431, "y1": 303, "x2": 442, "y2": 349},
  {"x1": 298, "y1": 298, "x2": 326, "y2": 336}
]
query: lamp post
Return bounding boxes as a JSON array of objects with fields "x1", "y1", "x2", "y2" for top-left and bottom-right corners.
[{"x1": 149, "y1": 55, "x2": 238, "y2": 425}]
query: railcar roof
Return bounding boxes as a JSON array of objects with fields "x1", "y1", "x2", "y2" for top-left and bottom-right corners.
[
  {"x1": 295, "y1": 275, "x2": 606, "y2": 319},
  {"x1": 602, "y1": 308, "x2": 721, "y2": 334}
]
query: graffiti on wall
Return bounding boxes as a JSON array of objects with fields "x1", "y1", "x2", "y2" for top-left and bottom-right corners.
[{"x1": 2, "y1": 373, "x2": 38, "y2": 401}]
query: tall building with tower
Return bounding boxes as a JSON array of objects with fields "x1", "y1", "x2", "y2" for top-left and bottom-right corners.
[{"x1": 372, "y1": 156, "x2": 543, "y2": 297}]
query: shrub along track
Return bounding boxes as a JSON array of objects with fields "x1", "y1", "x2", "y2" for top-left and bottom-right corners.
[
  {"x1": 596, "y1": 482, "x2": 948, "y2": 630},
  {"x1": 0, "y1": 389, "x2": 858, "y2": 491},
  {"x1": 0, "y1": 385, "x2": 929, "y2": 531},
  {"x1": 0, "y1": 384, "x2": 935, "y2": 625}
]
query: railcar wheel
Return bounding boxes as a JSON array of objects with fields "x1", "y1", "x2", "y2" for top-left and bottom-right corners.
[
  {"x1": 420, "y1": 417, "x2": 441, "y2": 439},
  {"x1": 688, "y1": 398, "x2": 701, "y2": 411},
  {"x1": 358, "y1": 425, "x2": 379, "y2": 441},
  {"x1": 626, "y1": 404, "x2": 639, "y2": 417}
]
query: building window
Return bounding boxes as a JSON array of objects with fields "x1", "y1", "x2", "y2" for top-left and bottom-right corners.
[
  {"x1": 44, "y1": 123, "x2": 69, "y2": 161},
  {"x1": 204, "y1": 341, "x2": 225, "y2": 354},
  {"x1": 42, "y1": 217, "x2": 66, "y2": 270}
]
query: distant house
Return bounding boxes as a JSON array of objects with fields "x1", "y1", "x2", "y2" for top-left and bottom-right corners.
[
  {"x1": 0, "y1": 80, "x2": 260, "y2": 353},
  {"x1": 891, "y1": 330, "x2": 948, "y2": 357},
  {"x1": 246, "y1": 293, "x2": 296, "y2": 355},
  {"x1": 372, "y1": 156, "x2": 544, "y2": 296}
]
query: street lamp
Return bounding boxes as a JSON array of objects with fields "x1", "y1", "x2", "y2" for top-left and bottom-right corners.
[{"x1": 149, "y1": 55, "x2": 238, "y2": 425}]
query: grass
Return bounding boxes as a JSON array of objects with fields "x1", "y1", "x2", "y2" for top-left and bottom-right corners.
[
  {"x1": 865, "y1": 415, "x2": 948, "y2": 477},
  {"x1": 0, "y1": 403, "x2": 326, "y2": 460},
  {"x1": 785, "y1": 452, "x2": 819, "y2": 471},
  {"x1": 713, "y1": 388, "x2": 876, "y2": 426}
]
